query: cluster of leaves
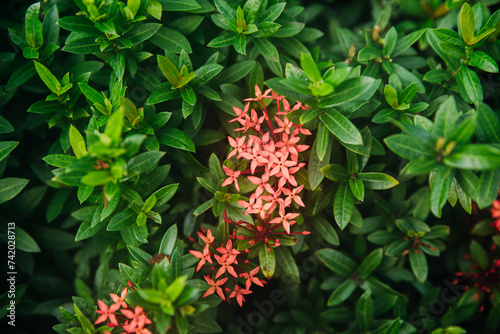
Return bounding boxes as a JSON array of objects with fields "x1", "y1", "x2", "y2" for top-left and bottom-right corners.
[{"x1": 1, "y1": 0, "x2": 500, "y2": 334}]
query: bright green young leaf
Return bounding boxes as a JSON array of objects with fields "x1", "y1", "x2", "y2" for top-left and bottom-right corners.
[
  {"x1": 34, "y1": 61, "x2": 62, "y2": 94},
  {"x1": 25, "y1": 3, "x2": 43, "y2": 48},
  {"x1": 0, "y1": 141, "x2": 19, "y2": 163},
  {"x1": 69, "y1": 125, "x2": 87, "y2": 159},
  {"x1": 358, "y1": 172, "x2": 399, "y2": 190},
  {"x1": 459, "y1": 3, "x2": 475, "y2": 45}
]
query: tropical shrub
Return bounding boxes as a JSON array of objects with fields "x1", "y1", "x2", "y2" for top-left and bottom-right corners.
[{"x1": 1, "y1": 0, "x2": 500, "y2": 333}]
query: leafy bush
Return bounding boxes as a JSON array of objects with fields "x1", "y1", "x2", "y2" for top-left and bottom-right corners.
[{"x1": 1, "y1": 0, "x2": 500, "y2": 333}]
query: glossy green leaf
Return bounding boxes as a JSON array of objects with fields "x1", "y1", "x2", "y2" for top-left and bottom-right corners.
[
  {"x1": 334, "y1": 182, "x2": 354, "y2": 230},
  {"x1": 158, "y1": 128, "x2": 195, "y2": 152},
  {"x1": 0, "y1": 178, "x2": 29, "y2": 204},
  {"x1": 312, "y1": 216, "x2": 340, "y2": 246},
  {"x1": 469, "y1": 51, "x2": 499, "y2": 73},
  {"x1": 356, "y1": 291, "x2": 374, "y2": 332},
  {"x1": 444, "y1": 144, "x2": 500, "y2": 170},
  {"x1": 0, "y1": 141, "x2": 18, "y2": 163},
  {"x1": 328, "y1": 279, "x2": 357, "y2": 306},
  {"x1": 456, "y1": 66, "x2": 482, "y2": 105},
  {"x1": 459, "y1": 3, "x2": 475, "y2": 45},
  {"x1": 320, "y1": 108, "x2": 363, "y2": 145},
  {"x1": 321, "y1": 77, "x2": 381, "y2": 107},
  {"x1": 316, "y1": 248, "x2": 357, "y2": 277},
  {"x1": 409, "y1": 248, "x2": 428, "y2": 282},
  {"x1": 259, "y1": 245, "x2": 275, "y2": 278},
  {"x1": 150, "y1": 27, "x2": 192, "y2": 54},
  {"x1": 34, "y1": 61, "x2": 61, "y2": 94},
  {"x1": 159, "y1": 224, "x2": 177, "y2": 256},
  {"x1": 25, "y1": 3, "x2": 43, "y2": 48}
]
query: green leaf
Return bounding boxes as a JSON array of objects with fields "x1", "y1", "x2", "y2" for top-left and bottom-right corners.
[
  {"x1": 383, "y1": 27, "x2": 397, "y2": 56},
  {"x1": 469, "y1": 51, "x2": 499, "y2": 73},
  {"x1": 477, "y1": 170, "x2": 500, "y2": 209},
  {"x1": 128, "y1": 151, "x2": 165, "y2": 177},
  {"x1": 152, "y1": 183, "x2": 179, "y2": 207},
  {"x1": 43, "y1": 154, "x2": 77, "y2": 168},
  {"x1": 327, "y1": 279, "x2": 357, "y2": 306},
  {"x1": 456, "y1": 66, "x2": 482, "y2": 105},
  {"x1": 158, "y1": 55, "x2": 181, "y2": 87},
  {"x1": 150, "y1": 27, "x2": 192, "y2": 54},
  {"x1": 107, "y1": 209, "x2": 136, "y2": 231},
  {"x1": 259, "y1": 245, "x2": 275, "y2": 278},
  {"x1": 34, "y1": 61, "x2": 61, "y2": 94},
  {"x1": 384, "y1": 134, "x2": 430, "y2": 160},
  {"x1": 254, "y1": 37, "x2": 279, "y2": 62},
  {"x1": 357, "y1": 173, "x2": 399, "y2": 190},
  {"x1": 384, "y1": 84, "x2": 398, "y2": 108},
  {"x1": 300, "y1": 52, "x2": 322, "y2": 83},
  {"x1": 194, "y1": 64, "x2": 224, "y2": 86},
  {"x1": 25, "y1": 3, "x2": 43, "y2": 48},
  {"x1": 444, "y1": 144, "x2": 500, "y2": 170},
  {"x1": 334, "y1": 182, "x2": 354, "y2": 230},
  {"x1": 0, "y1": 141, "x2": 18, "y2": 163},
  {"x1": 272, "y1": 22, "x2": 305, "y2": 38},
  {"x1": 58, "y1": 16, "x2": 98, "y2": 34},
  {"x1": 312, "y1": 216, "x2": 340, "y2": 246},
  {"x1": 159, "y1": 224, "x2": 178, "y2": 256},
  {"x1": 69, "y1": 125, "x2": 87, "y2": 159},
  {"x1": 477, "y1": 103, "x2": 500, "y2": 143},
  {"x1": 6, "y1": 63, "x2": 36, "y2": 91},
  {"x1": 430, "y1": 168, "x2": 454, "y2": 218},
  {"x1": 158, "y1": 128, "x2": 195, "y2": 152},
  {"x1": 409, "y1": 248, "x2": 428, "y2": 282},
  {"x1": 159, "y1": 0, "x2": 201, "y2": 11},
  {"x1": 459, "y1": 3, "x2": 475, "y2": 45},
  {"x1": 349, "y1": 178, "x2": 365, "y2": 201},
  {"x1": 321, "y1": 77, "x2": 381, "y2": 107},
  {"x1": 321, "y1": 164, "x2": 349, "y2": 182},
  {"x1": 357, "y1": 248, "x2": 383, "y2": 280},
  {"x1": 214, "y1": 60, "x2": 256, "y2": 84},
  {"x1": 62, "y1": 37, "x2": 101, "y2": 54},
  {"x1": 424, "y1": 69, "x2": 452, "y2": 83},
  {"x1": 320, "y1": 108, "x2": 363, "y2": 145},
  {"x1": 392, "y1": 29, "x2": 426, "y2": 57},
  {"x1": 470, "y1": 240, "x2": 488, "y2": 269},
  {"x1": 15, "y1": 226, "x2": 41, "y2": 252},
  {"x1": 316, "y1": 248, "x2": 357, "y2": 277},
  {"x1": 358, "y1": 46, "x2": 382, "y2": 62},
  {"x1": 0, "y1": 178, "x2": 29, "y2": 204},
  {"x1": 392, "y1": 63, "x2": 425, "y2": 94},
  {"x1": 275, "y1": 247, "x2": 300, "y2": 283},
  {"x1": 232, "y1": 33, "x2": 247, "y2": 55},
  {"x1": 356, "y1": 291, "x2": 374, "y2": 332}
]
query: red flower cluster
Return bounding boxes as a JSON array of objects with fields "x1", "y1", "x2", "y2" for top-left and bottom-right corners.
[
  {"x1": 223, "y1": 85, "x2": 311, "y2": 251},
  {"x1": 189, "y1": 227, "x2": 265, "y2": 306},
  {"x1": 95, "y1": 288, "x2": 152, "y2": 334},
  {"x1": 454, "y1": 244, "x2": 500, "y2": 312}
]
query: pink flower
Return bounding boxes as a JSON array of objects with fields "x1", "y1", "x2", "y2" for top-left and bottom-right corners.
[
  {"x1": 121, "y1": 306, "x2": 152, "y2": 332},
  {"x1": 229, "y1": 285, "x2": 252, "y2": 307},
  {"x1": 203, "y1": 276, "x2": 229, "y2": 300},
  {"x1": 244, "y1": 85, "x2": 273, "y2": 102},
  {"x1": 222, "y1": 165, "x2": 241, "y2": 191},
  {"x1": 269, "y1": 207, "x2": 300, "y2": 234},
  {"x1": 283, "y1": 185, "x2": 305, "y2": 207},
  {"x1": 197, "y1": 228, "x2": 215, "y2": 244},
  {"x1": 227, "y1": 136, "x2": 247, "y2": 159},
  {"x1": 240, "y1": 266, "x2": 265, "y2": 290},
  {"x1": 214, "y1": 254, "x2": 238, "y2": 278},
  {"x1": 95, "y1": 300, "x2": 120, "y2": 326},
  {"x1": 268, "y1": 153, "x2": 296, "y2": 180},
  {"x1": 189, "y1": 244, "x2": 213, "y2": 271},
  {"x1": 110, "y1": 288, "x2": 128, "y2": 309}
]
